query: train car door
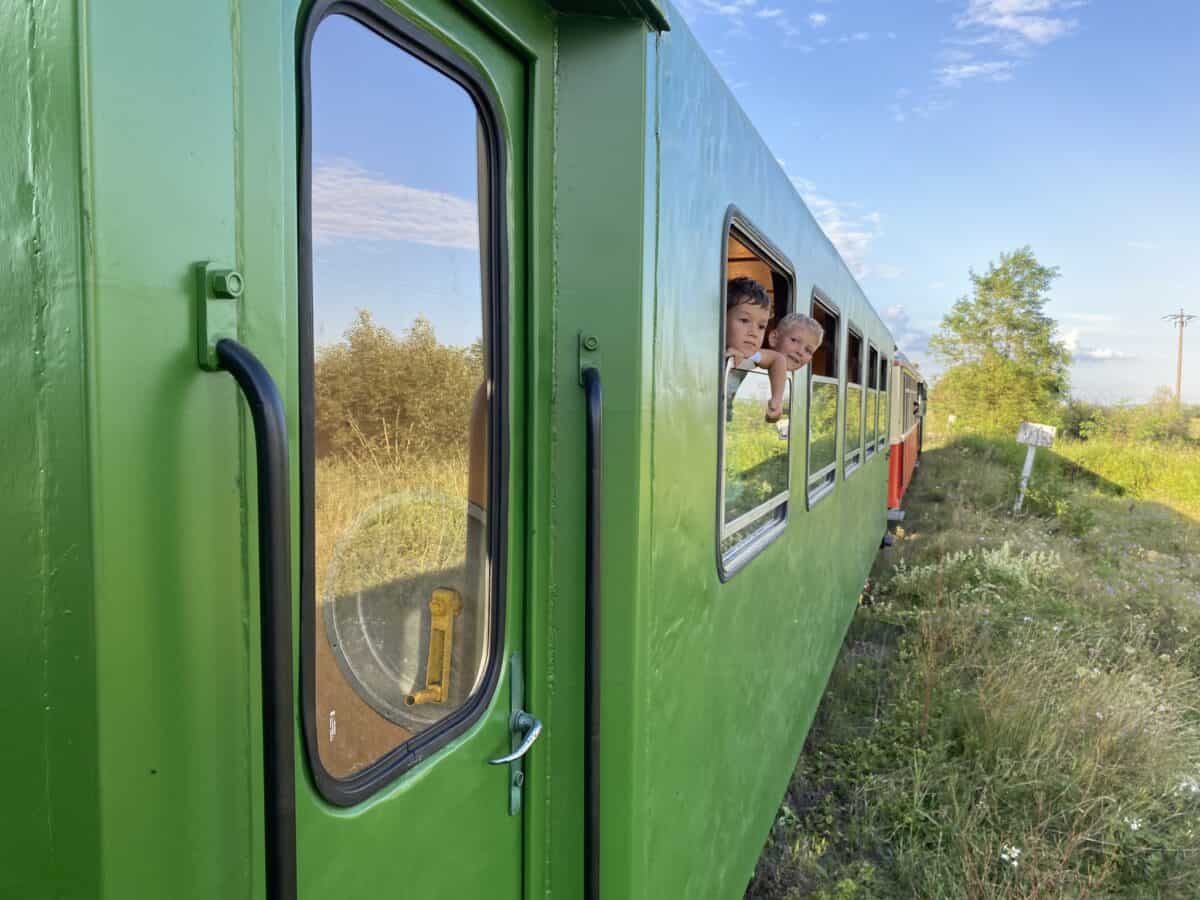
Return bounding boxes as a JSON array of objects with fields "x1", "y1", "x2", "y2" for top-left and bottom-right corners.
[{"x1": 288, "y1": 2, "x2": 532, "y2": 897}]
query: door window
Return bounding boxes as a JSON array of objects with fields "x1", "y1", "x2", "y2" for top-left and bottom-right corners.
[{"x1": 304, "y1": 12, "x2": 503, "y2": 786}]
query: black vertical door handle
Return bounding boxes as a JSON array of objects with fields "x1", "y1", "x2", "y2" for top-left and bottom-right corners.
[
  {"x1": 216, "y1": 338, "x2": 297, "y2": 900},
  {"x1": 582, "y1": 366, "x2": 602, "y2": 900}
]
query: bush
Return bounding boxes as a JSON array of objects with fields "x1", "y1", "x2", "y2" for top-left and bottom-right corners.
[{"x1": 314, "y1": 310, "x2": 483, "y2": 459}]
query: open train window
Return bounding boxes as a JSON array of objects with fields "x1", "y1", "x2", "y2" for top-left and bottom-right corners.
[
  {"x1": 878, "y1": 354, "x2": 889, "y2": 449},
  {"x1": 844, "y1": 326, "x2": 864, "y2": 476},
  {"x1": 301, "y1": 10, "x2": 507, "y2": 801},
  {"x1": 806, "y1": 293, "x2": 839, "y2": 504},
  {"x1": 865, "y1": 344, "x2": 879, "y2": 459},
  {"x1": 718, "y1": 214, "x2": 795, "y2": 579}
]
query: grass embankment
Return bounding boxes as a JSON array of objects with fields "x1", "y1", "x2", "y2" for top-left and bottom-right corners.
[{"x1": 748, "y1": 435, "x2": 1200, "y2": 899}]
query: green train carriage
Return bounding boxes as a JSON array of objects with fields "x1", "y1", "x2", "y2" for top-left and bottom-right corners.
[{"x1": 2, "y1": 0, "x2": 906, "y2": 897}]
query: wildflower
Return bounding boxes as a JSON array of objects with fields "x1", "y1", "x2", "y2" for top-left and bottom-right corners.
[
  {"x1": 999, "y1": 844, "x2": 1021, "y2": 868},
  {"x1": 1177, "y1": 776, "x2": 1200, "y2": 796},
  {"x1": 1022, "y1": 616, "x2": 1033, "y2": 624},
  {"x1": 1177, "y1": 625, "x2": 1189, "y2": 634},
  {"x1": 1125, "y1": 817, "x2": 1143, "y2": 832},
  {"x1": 1095, "y1": 712, "x2": 1104, "y2": 720}
]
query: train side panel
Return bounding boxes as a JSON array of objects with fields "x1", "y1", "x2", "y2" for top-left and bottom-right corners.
[{"x1": 633, "y1": 11, "x2": 893, "y2": 897}]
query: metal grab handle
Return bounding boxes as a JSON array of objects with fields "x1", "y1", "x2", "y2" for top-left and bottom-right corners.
[
  {"x1": 488, "y1": 712, "x2": 543, "y2": 765},
  {"x1": 582, "y1": 366, "x2": 602, "y2": 900},
  {"x1": 215, "y1": 338, "x2": 297, "y2": 900}
]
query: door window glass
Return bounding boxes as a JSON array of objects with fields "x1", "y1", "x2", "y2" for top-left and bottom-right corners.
[{"x1": 307, "y1": 13, "x2": 498, "y2": 781}]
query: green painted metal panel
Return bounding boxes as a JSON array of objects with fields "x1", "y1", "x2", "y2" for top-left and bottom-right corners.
[
  {"x1": 0, "y1": 1, "x2": 100, "y2": 896},
  {"x1": 554, "y1": 16, "x2": 657, "y2": 900},
  {"x1": 631, "y1": 9, "x2": 893, "y2": 898},
  {"x1": 291, "y1": 0, "x2": 528, "y2": 886}
]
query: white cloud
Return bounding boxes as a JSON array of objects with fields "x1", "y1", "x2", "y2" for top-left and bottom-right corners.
[
  {"x1": 936, "y1": 60, "x2": 1015, "y2": 86},
  {"x1": 1076, "y1": 347, "x2": 1136, "y2": 362},
  {"x1": 789, "y1": 176, "x2": 900, "y2": 282},
  {"x1": 882, "y1": 304, "x2": 931, "y2": 353},
  {"x1": 1061, "y1": 326, "x2": 1133, "y2": 362},
  {"x1": 756, "y1": 6, "x2": 783, "y2": 17},
  {"x1": 1126, "y1": 240, "x2": 1156, "y2": 250},
  {"x1": 313, "y1": 160, "x2": 478, "y2": 249},
  {"x1": 888, "y1": 104, "x2": 907, "y2": 123},
  {"x1": 809, "y1": 12, "x2": 828, "y2": 26},
  {"x1": 956, "y1": 0, "x2": 1084, "y2": 52}
]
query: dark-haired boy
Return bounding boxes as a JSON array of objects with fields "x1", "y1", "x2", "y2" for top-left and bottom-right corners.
[{"x1": 725, "y1": 276, "x2": 788, "y2": 420}]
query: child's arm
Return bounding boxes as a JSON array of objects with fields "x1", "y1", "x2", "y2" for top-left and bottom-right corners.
[{"x1": 756, "y1": 351, "x2": 788, "y2": 421}]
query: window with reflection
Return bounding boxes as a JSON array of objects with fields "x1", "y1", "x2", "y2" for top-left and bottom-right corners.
[
  {"x1": 807, "y1": 297, "x2": 839, "y2": 502},
  {"x1": 865, "y1": 344, "x2": 879, "y2": 456},
  {"x1": 305, "y1": 12, "x2": 501, "y2": 782},
  {"x1": 878, "y1": 354, "x2": 889, "y2": 449},
  {"x1": 719, "y1": 222, "x2": 795, "y2": 576},
  {"x1": 844, "y1": 327, "x2": 864, "y2": 475}
]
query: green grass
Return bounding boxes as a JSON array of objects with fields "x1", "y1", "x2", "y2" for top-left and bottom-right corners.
[{"x1": 747, "y1": 433, "x2": 1200, "y2": 899}]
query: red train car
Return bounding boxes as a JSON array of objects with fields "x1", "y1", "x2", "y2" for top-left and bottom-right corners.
[{"x1": 887, "y1": 353, "x2": 926, "y2": 509}]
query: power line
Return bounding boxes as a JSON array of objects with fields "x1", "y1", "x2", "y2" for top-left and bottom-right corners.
[{"x1": 1163, "y1": 309, "x2": 1197, "y2": 405}]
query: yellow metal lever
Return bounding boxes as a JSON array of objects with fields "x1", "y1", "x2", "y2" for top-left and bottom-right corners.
[{"x1": 404, "y1": 588, "x2": 464, "y2": 707}]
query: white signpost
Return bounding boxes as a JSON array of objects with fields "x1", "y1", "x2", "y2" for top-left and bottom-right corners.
[{"x1": 1013, "y1": 422, "x2": 1056, "y2": 513}]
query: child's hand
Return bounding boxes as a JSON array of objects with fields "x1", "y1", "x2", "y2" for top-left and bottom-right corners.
[
  {"x1": 725, "y1": 348, "x2": 746, "y2": 367},
  {"x1": 765, "y1": 397, "x2": 782, "y2": 422}
]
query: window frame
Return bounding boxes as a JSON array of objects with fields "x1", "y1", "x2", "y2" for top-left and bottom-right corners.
[
  {"x1": 805, "y1": 289, "x2": 841, "y2": 507},
  {"x1": 864, "y1": 342, "x2": 879, "y2": 460},
  {"x1": 878, "y1": 354, "x2": 890, "y2": 449},
  {"x1": 298, "y1": 0, "x2": 511, "y2": 806},
  {"x1": 716, "y1": 208, "x2": 797, "y2": 581},
  {"x1": 843, "y1": 323, "x2": 865, "y2": 478}
]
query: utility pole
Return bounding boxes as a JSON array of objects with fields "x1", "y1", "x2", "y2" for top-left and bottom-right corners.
[{"x1": 1163, "y1": 309, "x2": 1196, "y2": 406}]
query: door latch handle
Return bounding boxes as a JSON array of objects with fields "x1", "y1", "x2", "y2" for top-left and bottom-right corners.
[{"x1": 488, "y1": 712, "x2": 542, "y2": 765}]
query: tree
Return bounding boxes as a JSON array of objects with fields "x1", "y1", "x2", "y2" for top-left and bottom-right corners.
[{"x1": 929, "y1": 247, "x2": 1070, "y2": 434}]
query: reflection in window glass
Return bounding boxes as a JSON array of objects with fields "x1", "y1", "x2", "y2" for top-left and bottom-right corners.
[
  {"x1": 845, "y1": 386, "x2": 863, "y2": 462},
  {"x1": 808, "y1": 380, "x2": 838, "y2": 483},
  {"x1": 723, "y1": 368, "x2": 791, "y2": 531},
  {"x1": 309, "y1": 14, "x2": 494, "y2": 779},
  {"x1": 807, "y1": 297, "x2": 840, "y2": 501},
  {"x1": 719, "y1": 225, "x2": 794, "y2": 575},
  {"x1": 879, "y1": 356, "x2": 889, "y2": 447},
  {"x1": 866, "y1": 346, "x2": 879, "y2": 454},
  {"x1": 865, "y1": 390, "x2": 878, "y2": 451},
  {"x1": 844, "y1": 328, "x2": 864, "y2": 473}
]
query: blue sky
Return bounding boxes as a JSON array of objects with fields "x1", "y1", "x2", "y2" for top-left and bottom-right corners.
[
  {"x1": 679, "y1": 0, "x2": 1200, "y2": 402},
  {"x1": 310, "y1": 5, "x2": 1197, "y2": 403},
  {"x1": 311, "y1": 14, "x2": 483, "y2": 349}
]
